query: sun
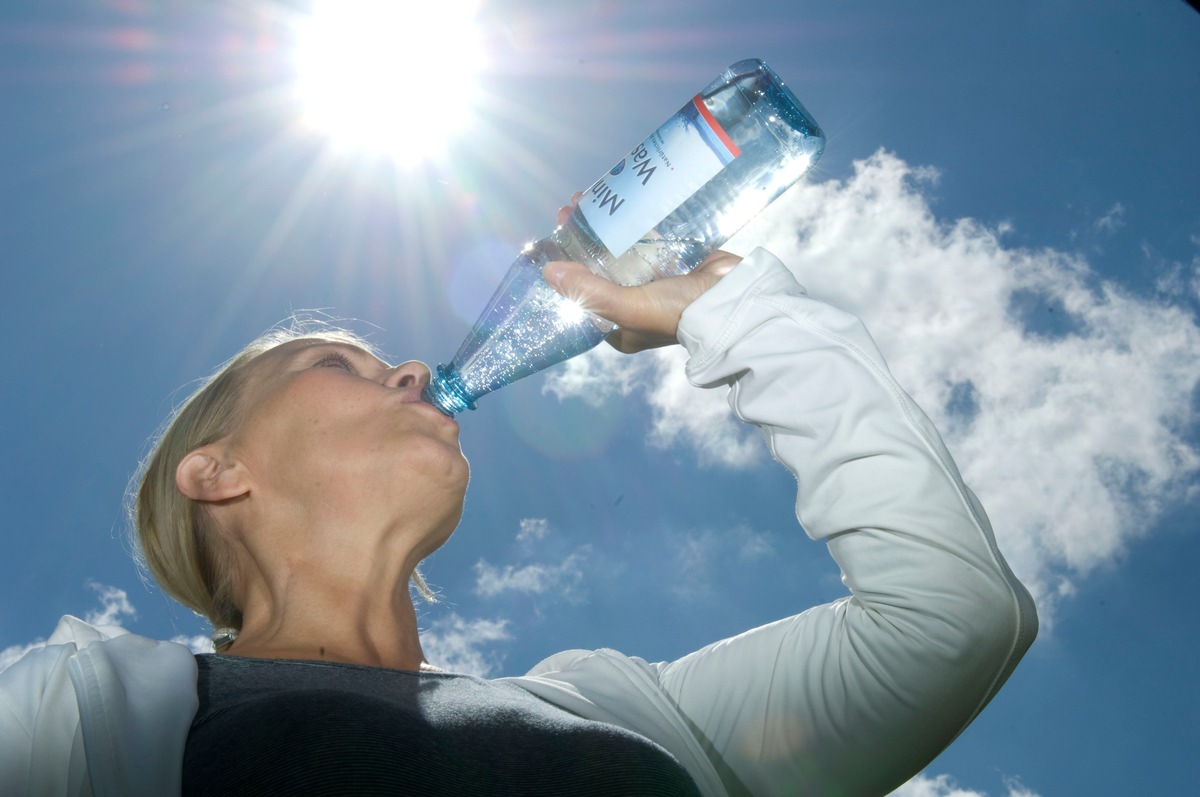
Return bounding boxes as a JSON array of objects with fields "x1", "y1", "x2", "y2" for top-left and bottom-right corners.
[{"x1": 294, "y1": 0, "x2": 484, "y2": 163}]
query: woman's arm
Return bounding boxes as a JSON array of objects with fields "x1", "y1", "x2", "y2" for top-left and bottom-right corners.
[
  {"x1": 653, "y1": 248, "x2": 1037, "y2": 796},
  {"x1": 544, "y1": 247, "x2": 1038, "y2": 796}
]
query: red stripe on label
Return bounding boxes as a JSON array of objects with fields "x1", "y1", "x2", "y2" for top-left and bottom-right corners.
[{"x1": 692, "y1": 94, "x2": 741, "y2": 158}]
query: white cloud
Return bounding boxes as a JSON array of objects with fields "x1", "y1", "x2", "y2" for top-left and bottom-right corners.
[
  {"x1": 474, "y1": 517, "x2": 589, "y2": 599},
  {"x1": 1, "y1": 582, "x2": 140, "y2": 673},
  {"x1": 474, "y1": 553, "x2": 586, "y2": 598},
  {"x1": 1001, "y1": 779, "x2": 1043, "y2": 797},
  {"x1": 887, "y1": 773, "x2": 1043, "y2": 797},
  {"x1": 888, "y1": 773, "x2": 986, "y2": 797},
  {"x1": 542, "y1": 344, "x2": 643, "y2": 407},
  {"x1": 544, "y1": 150, "x2": 1200, "y2": 622},
  {"x1": 83, "y1": 581, "x2": 136, "y2": 628},
  {"x1": 419, "y1": 613, "x2": 512, "y2": 677},
  {"x1": 170, "y1": 634, "x2": 215, "y2": 655},
  {"x1": 1153, "y1": 254, "x2": 1200, "y2": 302},
  {"x1": 1093, "y1": 202, "x2": 1125, "y2": 233},
  {"x1": 670, "y1": 524, "x2": 776, "y2": 602},
  {"x1": 516, "y1": 517, "x2": 551, "y2": 543},
  {"x1": 545, "y1": 344, "x2": 763, "y2": 468}
]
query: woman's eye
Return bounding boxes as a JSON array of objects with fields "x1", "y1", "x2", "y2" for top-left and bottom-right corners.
[{"x1": 313, "y1": 352, "x2": 357, "y2": 373}]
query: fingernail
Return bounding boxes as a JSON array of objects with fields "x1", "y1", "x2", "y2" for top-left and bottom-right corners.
[{"x1": 543, "y1": 261, "x2": 567, "y2": 290}]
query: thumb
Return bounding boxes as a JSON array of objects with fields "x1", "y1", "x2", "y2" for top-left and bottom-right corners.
[{"x1": 542, "y1": 261, "x2": 625, "y2": 319}]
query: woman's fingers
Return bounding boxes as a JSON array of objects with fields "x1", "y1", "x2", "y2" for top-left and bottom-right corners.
[
  {"x1": 555, "y1": 192, "x2": 585, "y2": 227},
  {"x1": 545, "y1": 188, "x2": 741, "y2": 354},
  {"x1": 542, "y1": 250, "x2": 741, "y2": 354}
]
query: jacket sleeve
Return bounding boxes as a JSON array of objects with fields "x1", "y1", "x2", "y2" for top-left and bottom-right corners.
[
  {"x1": 652, "y1": 247, "x2": 1039, "y2": 796},
  {"x1": 0, "y1": 635, "x2": 90, "y2": 796},
  {"x1": 0, "y1": 616, "x2": 198, "y2": 797}
]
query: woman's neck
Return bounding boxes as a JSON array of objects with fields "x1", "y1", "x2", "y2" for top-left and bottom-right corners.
[{"x1": 226, "y1": 543, "x2": 431, "y2": 671}]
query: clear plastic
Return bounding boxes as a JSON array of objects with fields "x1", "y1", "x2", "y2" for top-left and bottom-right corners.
[{"x1": 422, "y1": 59, "x2": 825, "y2": 416}]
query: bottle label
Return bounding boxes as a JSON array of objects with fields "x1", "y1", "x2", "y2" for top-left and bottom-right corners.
[{"x1": 580, "y1": 95, "x2": 741, "y2": 257}]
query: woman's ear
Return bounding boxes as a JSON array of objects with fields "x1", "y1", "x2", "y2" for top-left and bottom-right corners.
[{"x1": 176, "y1": 446, "x2": 249, "y2": 503}]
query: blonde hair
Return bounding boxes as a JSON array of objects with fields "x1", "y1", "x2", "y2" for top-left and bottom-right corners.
[{"x1": 128, "y1": 320, "x2": 434, "y2": 639}]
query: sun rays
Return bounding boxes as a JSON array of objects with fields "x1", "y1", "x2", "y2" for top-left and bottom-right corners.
[{"x1": 2, "y1": 0, "x2": 692, "y2": 383}]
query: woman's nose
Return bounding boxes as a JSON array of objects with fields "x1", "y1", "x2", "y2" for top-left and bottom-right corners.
[{"x1": 384, "y1": 360, "x2": 432, "y2": 389}]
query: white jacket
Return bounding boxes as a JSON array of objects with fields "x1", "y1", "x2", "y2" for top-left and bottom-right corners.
[{"x1": 0, "y1": 248, "x2": 1037, "y2": 797}]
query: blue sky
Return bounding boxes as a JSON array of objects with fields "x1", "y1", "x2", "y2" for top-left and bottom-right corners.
[{"x1": 2, "y1": 1, "x2": 1198, "y2": 795}]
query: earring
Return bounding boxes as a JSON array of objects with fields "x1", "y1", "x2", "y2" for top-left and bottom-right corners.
[{"x1": 211, "y1": 627, "x2": 239, "y2": 651}]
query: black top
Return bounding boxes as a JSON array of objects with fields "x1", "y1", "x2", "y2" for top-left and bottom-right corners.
[{"x1": 183, "y1": 654, "x2": 701, "y2": 796}]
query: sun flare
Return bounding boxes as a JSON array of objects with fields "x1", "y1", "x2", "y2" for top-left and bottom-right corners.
[
  {"x1": 295, "y1": 0, "x2": 484, "y2": 163},
  {"x1": 554, "y1": 296, "x2": 588, "y2": 325}
]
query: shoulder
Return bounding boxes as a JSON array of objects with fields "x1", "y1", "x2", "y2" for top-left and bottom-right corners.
[
  {"x1": 502, "y1": 649, "x2": 729, "y2": 796},
  {"x1": 1, "y1": 616, "x2": 199, "y2": 796},
  {"x1": 2, "y1": 615, "x2": 199, "y2": 727}
]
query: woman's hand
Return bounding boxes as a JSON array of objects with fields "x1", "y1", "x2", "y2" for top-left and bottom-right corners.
[
  {"x1": 546, "y1": 193, "x2": 740, "y2": 353},
  {"x1": 542, "y1": 251, "x2": 740, "y2": 353}
]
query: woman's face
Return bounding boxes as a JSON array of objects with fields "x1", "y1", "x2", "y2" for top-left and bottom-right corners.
[{"x1": 219, "y1": 338, "x2": 469, "y2": 554}]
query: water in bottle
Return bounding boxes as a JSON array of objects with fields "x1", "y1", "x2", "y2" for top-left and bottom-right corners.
[{"x1": 422, "y1": 58, "x2": 825, "y2": 416}]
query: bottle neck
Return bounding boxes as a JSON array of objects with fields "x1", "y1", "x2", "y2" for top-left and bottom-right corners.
[{"x1": 421, "y1": 365, "x2": 474, "y2": 416}]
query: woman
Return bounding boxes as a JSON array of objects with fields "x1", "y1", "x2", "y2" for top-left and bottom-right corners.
[{"x1": 0, "y1": 237, "x2": 1037, "y2": 796}]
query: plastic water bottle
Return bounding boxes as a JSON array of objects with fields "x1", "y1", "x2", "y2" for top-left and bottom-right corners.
[{"x1": 422, "y1": 58, "x2": 825, "y2": 416}]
